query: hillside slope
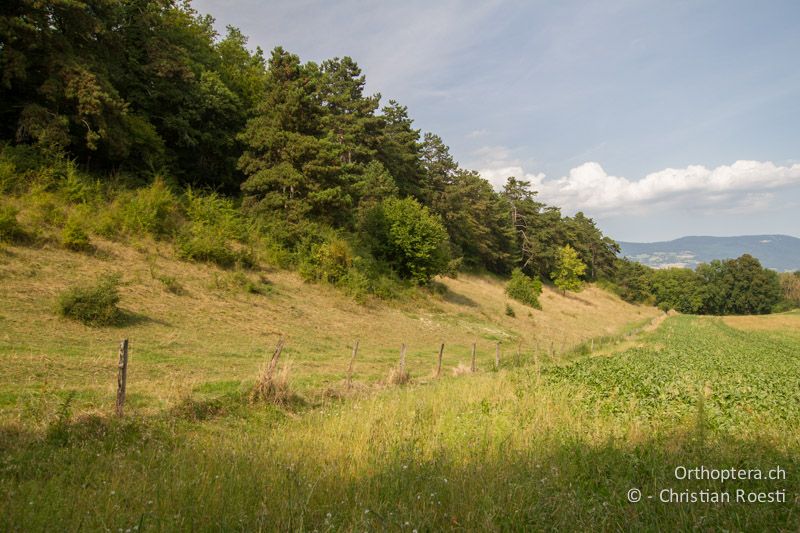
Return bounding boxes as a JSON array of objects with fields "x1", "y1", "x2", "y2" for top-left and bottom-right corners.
[
  {"x1": 0, "y1": 238, "x2": 657, "y2": 420},
  {"x1": 619, "y1": 234, "x2": 800, "y2": 271}
]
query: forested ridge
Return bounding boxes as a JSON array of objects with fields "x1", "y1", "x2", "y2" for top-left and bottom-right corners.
[{"x1": 0, "y1": 0, "x2": 793, "y2": 314}]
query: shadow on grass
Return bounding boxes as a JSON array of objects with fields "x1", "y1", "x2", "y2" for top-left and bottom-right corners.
[{"x1": 0, "y1": 417, "x2": 796, "y2": 531}]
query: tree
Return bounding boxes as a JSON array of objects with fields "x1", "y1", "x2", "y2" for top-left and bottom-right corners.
[
  {"x1": 376, "y1": 100, "x2": 423, "y2": 198},
  {"x1": 564, "y1": 212, "x2": 619, "y2": 280},
  {"x1": 778, "y1": 272, "x2": 800, "y2": 309},
  {"x1": 551, "y1": 244, "x2": 587, "y2": 294},
  {"x1": 238, "y1": 48, "x2": 341, "y2": 224},
  {"x1": 359, "y1": 197, "x2": 450, "y2": 284},
  {"x1": 501, "y1": 177, "x2": 564, "y2": 278},
  {"x1": 612, "y1": 258, "x2": 653, "y2": 303}
]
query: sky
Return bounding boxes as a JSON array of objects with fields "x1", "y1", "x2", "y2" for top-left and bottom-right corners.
[{"x1": 194, "y1": 0, "x2": 800, "y2": 242}]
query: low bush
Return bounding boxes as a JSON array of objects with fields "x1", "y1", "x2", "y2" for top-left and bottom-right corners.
[
  {"x1": 61, "y1": 216, "x2": 91, "y2": 251},
  {"x1": 0, "y1": 205, "x2": 26, "y2": 243},
  {"x1": 158, "y1": 275, "x2": 185, "y2": 295},
  {"x1": 505, "y1": 268, "x2": 542, "y2": 309},
  {"x1": 117, "y1": 177, "x2": 181, "y2": 238},
  {"x1": 298, "y1": 234, "x2": 353, "y2": 285},
  {"x1": 176, "y1": 191, "x2": 252, "y2": 268},
  {"x1": 57, "y1": 274, "x2": 122, "y2": 326}
]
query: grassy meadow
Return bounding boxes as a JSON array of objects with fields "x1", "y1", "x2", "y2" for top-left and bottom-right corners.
[
  {"x1": 0, "y1": 237, "x2": 655, "y2": 422},
  {"x1": 1, "y1": 241, "x2": 799, "y2": 531}
]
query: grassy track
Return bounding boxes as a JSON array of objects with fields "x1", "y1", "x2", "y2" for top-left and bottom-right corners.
[{"x1": 1, "y1": 312, "x2": 798, "y2": 531}]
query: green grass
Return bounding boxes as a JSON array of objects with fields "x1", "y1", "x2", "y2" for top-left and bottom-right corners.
[{"x1": 1, "y1": 314, "x2": 798, "y2": 531}]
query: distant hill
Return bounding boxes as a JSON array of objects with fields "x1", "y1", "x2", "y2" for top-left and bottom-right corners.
[{"x1": 618, "y1": 234, "x2": 800, "y2": 272}]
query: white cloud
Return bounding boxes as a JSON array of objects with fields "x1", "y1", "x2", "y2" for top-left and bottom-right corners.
[{"x1": 478, "y1": 159, "x2": 800, "y2": 216}]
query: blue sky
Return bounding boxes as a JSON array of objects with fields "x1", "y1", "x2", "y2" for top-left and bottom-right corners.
[{"x1": 194, "y1": 0, "x2": 800, "y2": 241}]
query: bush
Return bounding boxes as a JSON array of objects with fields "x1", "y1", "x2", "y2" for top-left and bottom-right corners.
[
  {"x1": 505, "y1": 303, "x2": 516, "y2": 317},
  {"x1": 117, "y1": 177, "x2": 181, "y2": 238},
  {"x1": 61, "y1": 216, "x2": 91, "y2": 251},
  {"x1": 176, "y1": 191, "x2": 252, "y2": 268},
  {"x1": 158, "y1": 275, "x2": 184, "y2": 295},
  {"x1": 0, "y1": 205, "x2": 26, "y2": 243},
  {"x1": 57, "y1": 274, "x2": 122, "y2": 326},
  {"x1": 505, "y1": 268, "x2": 542, "y2": 309},
  {"x1": 359, "y1": 197, "x2": 450, "y2": 284},
  {"x1": 298, "y1": 234, "x2": 353, "y2": 285}
]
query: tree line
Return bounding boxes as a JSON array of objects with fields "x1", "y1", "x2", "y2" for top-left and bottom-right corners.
[
  {"x1": 1, "y1": 0, "x2": 795, "y2": 315},
  {"x1": 0, "y1": 0, "x2": 617, "y2": 286},
  {"x1": 611, "y1": 255, "x2": 794, "y2": 315}
]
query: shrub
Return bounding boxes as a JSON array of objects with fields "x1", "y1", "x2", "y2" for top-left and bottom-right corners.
[
  {"x1": 176, "y1": 191, "x2": 252, "y2": 268},
  {"x1": 57, "y1": 274, "x2": 122, "y2": 326},
  {"x1": 505, "y1": 303, "x2": 516, "y2": 317},
  {"x1": 0, "y1": 159, "x2": 18, "y2": 194},
  {"x1": 505, "y1": 268, "x2": 542, "y2": 309},
  {"x1": 118, "y1": 177, "x2": 181, "y2": 238},
  {"x1": 0, "y1": 205, "x2": 26, "y2": 243},
  {"x1": 298, "y1": 234, "x2": 353, "y2": 285},
  {"x1": 61, "y1": 217, "x2": 91, "y2": 251},
  {"x1": 359, "y1": 197, "x2": 450, "y2": 284},
  {"x1": 158, "y1": 275, "x2": 184, "y2": 295},
  {"x1": 176, "y1": 230, "x2": 252, "y2": 268}
]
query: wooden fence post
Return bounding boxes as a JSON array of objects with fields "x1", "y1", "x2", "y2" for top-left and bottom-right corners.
[
  {"x1": 495, "y1": 342, "x2": 500, "y2": 370},
  {"x1": 470, "y1": 342, "x2": 477, "y2": 372},
  {"x1": 267, "y1": 337, "x2": 286, "y2": 381},
  {"x1": 115, "y1": 339, "x2": 129, "y2": 417},
  {"x1": 346, "y1": 340, "x2": 359, "y2": 389},
  {"x1": 399, "y1": 343, "x2": 407, "y2": 374},
  {"x1": 436, "y1": 343, "x2": 444, "y2": 378}
]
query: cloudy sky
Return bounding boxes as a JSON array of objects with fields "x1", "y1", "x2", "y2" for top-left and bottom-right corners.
[{"x1": 194, "y1": 0, "x2": 800, "y2": 242}]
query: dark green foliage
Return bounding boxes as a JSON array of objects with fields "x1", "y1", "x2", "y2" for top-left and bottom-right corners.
[
  {"x1": 695, "y1": 255, "x2": 781, "y2": 315},
  {"x1": 505, "y1": 268, "x2": 542, "y2": 309},
  {"x1": 505, "y1": 303, "x2": 516, "y2": 317},
  {"x1": 650, "y1": 268, "x2": 705, "y2": 313},
  {"x1": 360, "y1": 197, "x2": 450, "y2": 284},
  {"x1": 57, "y1": 274, "x2": 122, "y2": 326},
  {"x1": 620, "y1": 255, "x2": 781, "y2": 315},
  {"x1": 609, "y1": 258, "x2": 653, "y2": 304},
  {"x1": 0, "y1": 0, "x2": 658, "y2": 301}
]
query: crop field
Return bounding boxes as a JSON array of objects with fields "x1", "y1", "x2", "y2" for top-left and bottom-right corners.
[{"x1": 1, "y1": 311, "x2": 798, "y2": 531}]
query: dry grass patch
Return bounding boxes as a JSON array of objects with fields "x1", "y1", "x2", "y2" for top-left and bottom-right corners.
[{"x1": 722, "y1": 311, "x2": 800, "y2": 332}]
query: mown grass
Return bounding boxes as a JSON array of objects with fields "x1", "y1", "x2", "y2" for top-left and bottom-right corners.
[
  {"x1": 1, "y1": 313, "x2": 798, "y2": 530},
  {"x1": 0, "y1": 238, "x2": 656, "y2": 422}
]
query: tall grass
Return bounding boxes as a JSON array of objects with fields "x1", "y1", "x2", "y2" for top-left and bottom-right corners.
[{"x1": 0, "y1": 316, "x2": 797, "y2": 530}]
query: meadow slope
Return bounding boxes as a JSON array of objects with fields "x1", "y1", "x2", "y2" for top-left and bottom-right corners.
[{"x1": 0, "y1": 238, "x2": 656, "y2": 422}]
